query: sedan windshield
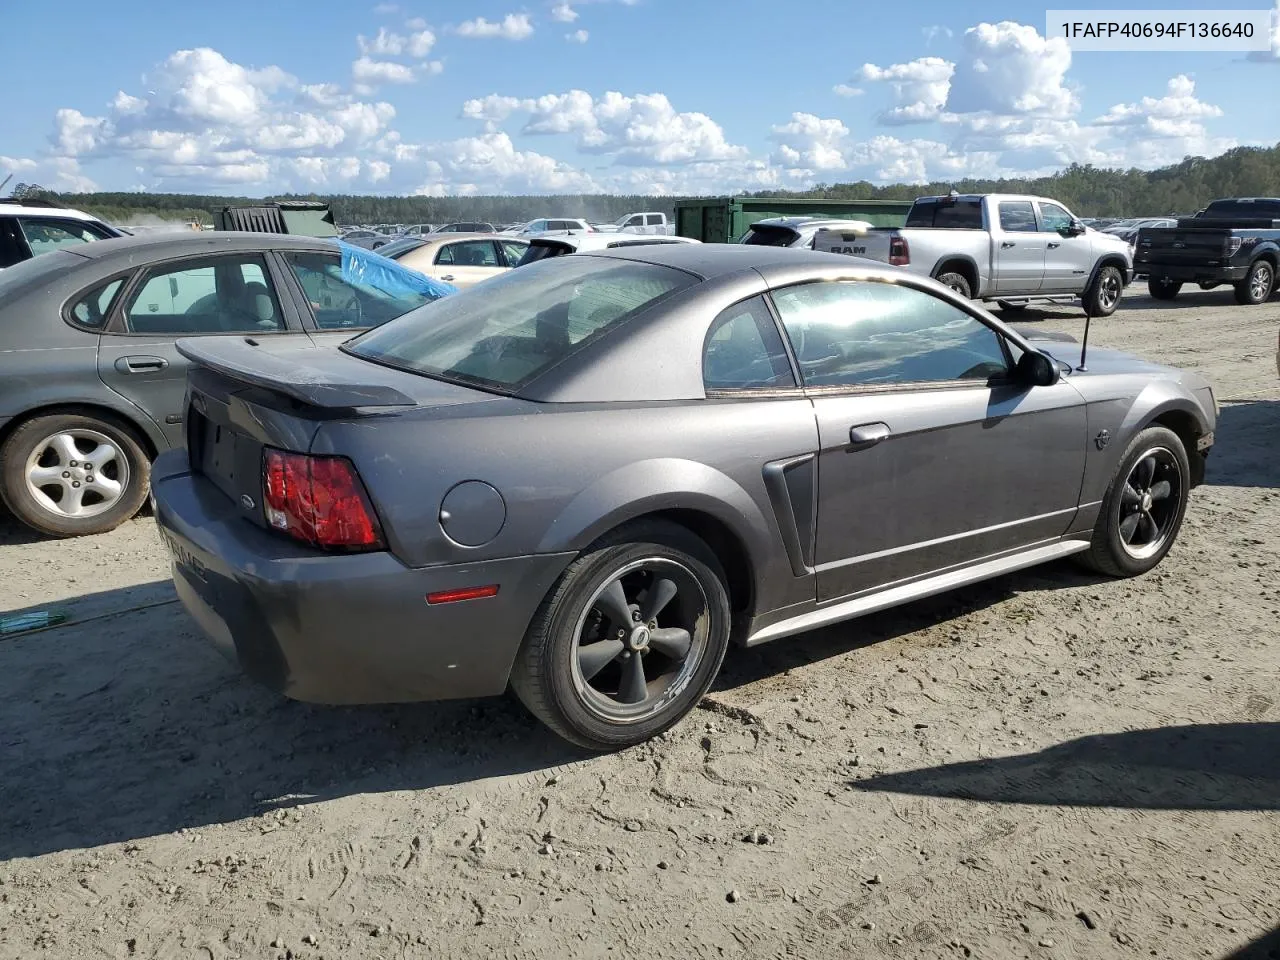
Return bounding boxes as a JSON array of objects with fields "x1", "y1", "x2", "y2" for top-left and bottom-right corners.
[
  {"x1": 345, "y1": 256, "x2": 695, "y2": 392},
  {"x1": 377, "y1": 237, "x2": 427, "y2": 260}
]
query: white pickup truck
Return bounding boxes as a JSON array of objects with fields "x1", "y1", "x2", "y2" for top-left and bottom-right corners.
[
  {"x1": 814, "y1": 193, "x2": 1134, "y2": 316},
  {"x1": 601, "y1": 211, "x2": 674, "y2": 236}
]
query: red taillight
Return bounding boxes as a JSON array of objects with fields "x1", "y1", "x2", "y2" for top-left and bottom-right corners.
[
  {"x1": 262, "y1": 448, "x2": 384, "y2": 550},
  {"x1": 888, "y1": 237, "x2": 910, "y2": 266}
]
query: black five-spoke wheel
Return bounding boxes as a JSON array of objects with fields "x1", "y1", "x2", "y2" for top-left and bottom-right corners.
[
  {"x1": 1079, "y1": 424, "x2": 1190, "y2": 578},
  {"x1": 1117, "y1": 448, "x2": 1181, "y2": 561},
  {"x1": 511, "y1": 521, "x2": 731, "y2": 751}
]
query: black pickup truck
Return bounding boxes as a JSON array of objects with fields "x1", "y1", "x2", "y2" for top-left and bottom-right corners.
[{"x1": 1135, "y1": 198, "x2": 1280, "y2": 305}]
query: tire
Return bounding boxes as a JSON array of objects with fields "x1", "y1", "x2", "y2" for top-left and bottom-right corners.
[
  {"x1": 996, "y1": 301, "x2": 1028, "y2": 313},
  {"x1": 510, "y1": 520, "x2": 732, "y2": 751},
  {"x1": 935, "y1": 272, "x2": 972, "y2": 299},
  {"x1": 1233, "y1": 259, "x2": 1275, "y2": 306},
  {"x1": 1077, "y1": 425, "x2": 1190, "y2": 579},
  {"x1": 1147, "y1": 278, "x2": 1182, "y2": 301},
  {"x1": 1083, "y1": 264, "x2": 1124, "y2": 316},
  {"x1": 0, "y1": 412, "x2": 150, "y2": 538}
]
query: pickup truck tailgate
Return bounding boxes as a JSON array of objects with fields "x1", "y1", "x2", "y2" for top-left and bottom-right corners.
[
  {"x1": 814, "y1": 228, "x2": 893, "y2": 264},
  {"x1": 1136, "y1": 226, "x2": 1228, "y2": 266}
]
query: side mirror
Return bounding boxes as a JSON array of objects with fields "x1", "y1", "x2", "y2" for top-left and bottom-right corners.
[
  {"x1": 1061, "y1": 220, "x2": 1086, "y2": 238},
  {"x1": 1016, "y1": 350, "x2": 1061, "y2": 387}
]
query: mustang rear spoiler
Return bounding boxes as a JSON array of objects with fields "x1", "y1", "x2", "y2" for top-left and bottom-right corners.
[{"x1": 176, "y1": 337, "x2": 418, "y2": 409}]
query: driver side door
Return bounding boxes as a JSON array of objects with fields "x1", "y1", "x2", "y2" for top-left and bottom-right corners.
[
  {"x1": 769, "y1": 278, "x2": 1088, "y2": 602},
  {"x1": 1038, "y1": 201, "x2": 1093, "y2": 293}
]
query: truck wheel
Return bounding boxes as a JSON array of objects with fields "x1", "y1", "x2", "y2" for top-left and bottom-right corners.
[
  {"x1": 936, "y1": 272, "x2": 972, "y2": 299},
  {"x1": 1083, "y1": 265, "x2": 1123, "y2": 316},
  {"x1": 1234, "y1": 260, "x2": 1275, "y2": 305},
  {"x1": 1147, "y1": 278, "x2": 1182, "y2": 300}
]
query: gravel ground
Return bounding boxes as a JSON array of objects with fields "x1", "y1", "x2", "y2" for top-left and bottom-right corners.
[{"x1": 1, "y1": 288, "x2": 1278, "y2": 960}]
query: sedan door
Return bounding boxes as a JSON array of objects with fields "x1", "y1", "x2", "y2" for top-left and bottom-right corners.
[
  {"x1": 1037, "y1": 201, "x2": 1093, "y2": 293},
  {"x1": 769, "y1": 278, "x2": 1087, "y2": 603},
  {"x1": 96, "y1": 252, "x2": 302, "y2": 447},
  {"x1": 992, "y1": 200, "x2": 1047, "y2": 295},
  {"x1": 431, "y1": 239, "x2": 506, "y2": 289}
]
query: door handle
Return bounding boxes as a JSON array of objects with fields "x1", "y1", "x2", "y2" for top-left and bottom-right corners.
[
  {"x1": 439, "y1": 275, "x2": 455, "y2": 281},
  {"x1": 1047, "y1": 241, "x2": 1061, "y2": 249},
  {"x1": 115, "y1": 355, "x2": 168, "y2": 374},
  {"x1": 849, "y1": 422, "x2": 891, "y2": 450},
  {"x1": 1000, "y1": 241, "x2": 1016, "y2": 249}
]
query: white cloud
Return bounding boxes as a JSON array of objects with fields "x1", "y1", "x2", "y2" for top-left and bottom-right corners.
[
  {"x1": 769, "y1": 113, "x2": 850, "y2": 174},
  {"x1": 413, "y1": 132, "x2": 600, "y2": 194},
  {"x1": 566, "y1": 29, "x2": 589, "y2": 43},
  {"x1": 351, "y1": 56, "x2": 416, "y2": 89},
  {"x1": 1247, "y1": 0, "x2": 1280, "y2": 61},
  {"x1": 374, "y1": 3, "x2": 398, "y2": 13},
  {"x1": 463, "y1": 89, "x2": 748, "y2": 166},
  {"x1": 455, "y1": 14, "x2": 534, "y2": 40},
  {"x1": 858, "y1": 56, "x2": 954, "y2": 124},
  {"x1": 405, "y1": 16, "x2": 427, "y2": 29},
  {"x1": 551, "y1": 2, "x2": 578, "y2": 21},
  {"x1": 945, "y1": 21, "x2": 1076, "y2": 116},
  {"x1": 923, "y1": 25, "x2": 953, "y2": 44},
  {"x1": 832, "y1": 84, "x2": 863, "y2": 97},
  {"x1": 356, "y1": 27, "x2": 435, "y2": 57}
]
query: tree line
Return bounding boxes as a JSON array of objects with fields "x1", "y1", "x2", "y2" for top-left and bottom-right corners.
[{"x1": 11, "y1": 143, "x2": 1278, "y2": 226}]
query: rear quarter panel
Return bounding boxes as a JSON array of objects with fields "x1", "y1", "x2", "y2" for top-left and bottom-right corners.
[{"x1": 310, "y1": 396, "x2": 821, "y2": 619}]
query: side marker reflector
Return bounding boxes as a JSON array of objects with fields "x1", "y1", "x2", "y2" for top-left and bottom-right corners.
[{"x1": 426, "y1": 585, "x2": 500, "y2": 605}]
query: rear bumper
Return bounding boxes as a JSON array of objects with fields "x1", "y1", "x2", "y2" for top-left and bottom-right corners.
[
  {"x1": 150, "y1": 450, "x2": 575, "y2": 705},
  {"x1": 1137, "y1": 263, "x2": 1248, "y2": 284}
]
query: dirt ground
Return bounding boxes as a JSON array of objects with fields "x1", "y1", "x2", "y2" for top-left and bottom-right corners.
[{"x1": 1, "y1": 287, "x2": 1277, "y2": 960}]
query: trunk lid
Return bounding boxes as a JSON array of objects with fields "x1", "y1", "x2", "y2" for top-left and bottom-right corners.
[
  {"x1": 178, "y1": 336, "x2": 499, "y2": 532},
  {"x1": 1135, "y1": 224, "x2": 1233, "y2": 267}
]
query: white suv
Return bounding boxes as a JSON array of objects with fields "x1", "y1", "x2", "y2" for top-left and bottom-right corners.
[{"x1": 0, "y1": 199, "x2": 122, "y2": 269}]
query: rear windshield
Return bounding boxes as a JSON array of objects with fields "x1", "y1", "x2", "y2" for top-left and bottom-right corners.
[
  {"x1": 378, "y1": 237, "x2": 426, "y2": 260},
  {"x1": 1200, "y1": 199, "x2": 1280, "y2": 219},
  {"x1": 345, "y1": 256, "x2": 696, "y2": 392},
  {"x1": 905, "y1": 199, "x2": 984, "y2": 228},
  {"x1": 740, "y1": 225, "x2": 800, "y2": 247}
]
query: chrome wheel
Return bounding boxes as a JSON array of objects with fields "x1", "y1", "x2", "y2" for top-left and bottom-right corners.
[
  {"x1": 24, "y1": 430, "x2": 129, "y2": 519},
  {"x1": 570, "y1": 557, "x2": 710, "y2": 724},
  {"x1": 1098, "y1": 269, "x2": 1122, "y2": 311},
  {"x1": 1118, "y1": 446, "x2": 1181, "y2": 561},
  {"x1": 1251, "y1": 263, "x2": 1273, "y2": 302}
]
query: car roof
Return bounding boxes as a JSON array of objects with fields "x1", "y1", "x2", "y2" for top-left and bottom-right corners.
[
  {"x1": 749, "y1": 216, "x2": 871, "y2": 229},
  {"x1": 574, "y1": 242, "x2": 882, "y2": 280},
  {"x1": 421, "y1": 232, "x2": 511, "y2": 243},
  {"x1": 67, "y1": 232, "x2": 337, "y2": 261},
  {"x1": 0, "y1": 201, "x2": 105, "y2": 221}
]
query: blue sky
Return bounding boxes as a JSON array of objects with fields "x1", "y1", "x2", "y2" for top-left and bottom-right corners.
[{"x1": 3, "y1": 0, "x2": 1278, "y2": 196}]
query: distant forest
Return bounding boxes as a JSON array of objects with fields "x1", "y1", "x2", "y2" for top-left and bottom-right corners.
[{"x1": 10, "y1": 144, "x2": 1278, "y2": 227}]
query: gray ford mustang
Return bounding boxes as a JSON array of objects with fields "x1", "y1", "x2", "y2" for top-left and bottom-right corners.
[{"x1": 152, "y1": 245, "x2": 1218, "y2": 750}]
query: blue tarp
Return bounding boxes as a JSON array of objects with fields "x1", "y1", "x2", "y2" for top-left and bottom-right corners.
[{"x1": 336, "y1": 240, "x2": 457, "y2": 301}]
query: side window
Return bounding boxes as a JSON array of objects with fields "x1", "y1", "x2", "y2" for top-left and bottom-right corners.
[
  {"x1": 434, "y1": 244, "x2": 455, "y2": 266},
  {"x1": 703, "y1": 296, "x2": 795, "y2": 391},
  {"x1": 0, "y1": 217, "x2": 30, "y2": 268},
  {"x1": 528, "y1": 220, "x2": 547, "y2": 232},
  {"x1": 1038, "y1": 202, "x2": 1074, "y2": 233},
  {"x1": 69, "y1": 277, "x2": 126, "y2": 329},
  {"x1": 439, "y1": 240, "x2": 498, "y2": 267},
  {"x1": 626, "y1": 216, "x2": 644, "y2": 228},
  {"x1": 771, "y1": 280, "x2": 1009, "y2": 388},
  {"x1": 284, "y1": 250, "x2": 438, "y2": 330},
  {"x1": 645, "y1": 214, "x2": 663, "y2": 226},
  {"x1": 122, "y1": 256, "x2": 284, "y2": 335},
  {"x1": 499, "y1": 240, "x2": 529, "y2": 264},
  {"x1": 18, "y1": 218, "x2": 112, "y2": 258},
  {"x1": 998, "y1": 201, "x2": 1038, "y2": 233}
]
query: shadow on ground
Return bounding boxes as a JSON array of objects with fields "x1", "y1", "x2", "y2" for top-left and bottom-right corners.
[
  {"x1": 851, "y1": 722, "x2": 1280, "y2": 811},
  {"x1": 1222, "y1": 924, "x2": 1280, "y2": 960},
  {"x1": 1205, "y1": 400, "x2": 1280, "y2": 489}
]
